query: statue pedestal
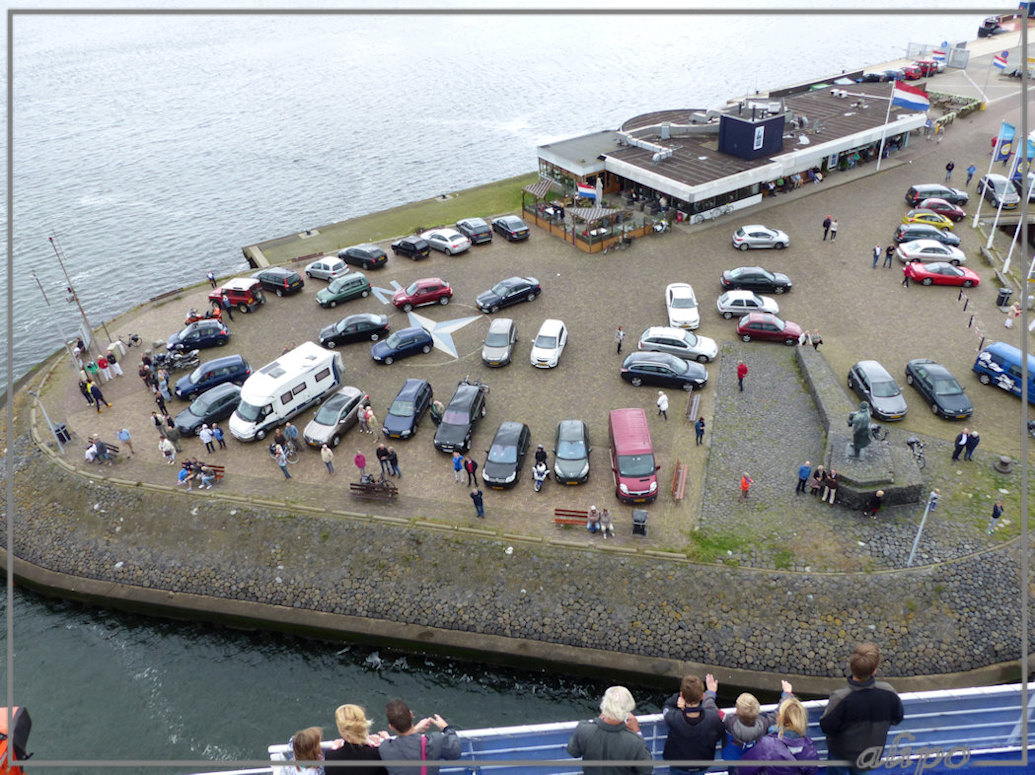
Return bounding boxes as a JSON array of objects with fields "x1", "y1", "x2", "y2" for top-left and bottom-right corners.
[{"x1": 827, "y1": 431, "x2": 924, "y2": 509}]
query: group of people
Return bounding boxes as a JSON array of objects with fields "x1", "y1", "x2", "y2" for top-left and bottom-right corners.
[
  {"x1": 74, "y1": 339, "x2": 122, "y2": 413},
  {"x1": 801, "y1": 463, "x2": 839, "y2": 507},
  {"x1": 175, "y1": 458, "x2": 217, "y2": 491}
]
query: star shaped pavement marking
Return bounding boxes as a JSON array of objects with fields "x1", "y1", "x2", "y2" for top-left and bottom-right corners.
[{"x1": 408, "y1": 310, "x2": 482, "y2": 359}]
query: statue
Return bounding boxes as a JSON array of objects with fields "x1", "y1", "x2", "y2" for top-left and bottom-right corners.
[{"x1": 849, "y1": 401, "x2": 872, "y2": 458}]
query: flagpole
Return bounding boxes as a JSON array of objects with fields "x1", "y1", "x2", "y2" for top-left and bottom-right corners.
[
  {"x1": 986, "y1": 149, "x2": 1021, "y2": 250},
  {"x1": 973, "y1": 121, "x2": 1008, "y2": 229},
  {"x1": 875, "y1": 83, "x2": 895, "y2": 173}
]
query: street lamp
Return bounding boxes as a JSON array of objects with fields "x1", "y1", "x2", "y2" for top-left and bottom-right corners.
[{"x1": 26, "y1": 390, "x2": 66, "y2": 456}]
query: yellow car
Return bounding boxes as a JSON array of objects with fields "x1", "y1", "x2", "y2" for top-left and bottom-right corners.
[{"x1": 902, "y1": 209, "x2": 955, "y2": 230}]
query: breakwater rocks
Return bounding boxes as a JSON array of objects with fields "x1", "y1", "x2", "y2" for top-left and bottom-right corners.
[{"x1": 4, "y1": 434, "x2": 1032, "y2": 682}]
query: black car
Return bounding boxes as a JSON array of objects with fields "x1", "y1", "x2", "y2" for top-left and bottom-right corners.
[
  {"x1": 390, "y1": 236, "x2": 431, "y2": 260},
  {"x1": 167, "y1": 319, "x2": 230, "y2": 352},
  {"x1": 553, "y1": 419, "x2": 591, "y2": 485},
  {"x1": 476, "y1": 276, "x2": 541, "y2": 313},
  {"x1": 338, "y1": 243, "x2": 388, "y2": 270},
  {"x1": 433, "y1": 378, "x2": 489, "y2": 452},
  {"x1": 456, "y1": 217, "x2": 493, "y2": 245},
  {"x1": 905, "y1": 184, "x2": 969, "y2": 207},
  {"x1": 251, "y1": 267, "x2": 305, "y2": 296},
  {"x1": 858, "y1": 71, "x2": 889, "y2": 83},
  {"x1": 847, "y1": 360, "x2": 908, "y2": 421},
  {"x1": 719, "y1": 266, "x2": 792, "y2": 294},
  {"x1": 173, "y1": 383, "x2": 242, "y2": 436},
  {"x1": 905, "y1": 359, "x2": 974, "y2": 419},
  {"x1": 491, "y1": 215, "x2": 530, "y2": 241},
  {"x1": 894, "y1": 223, "x2": 961, "y2": 246},
  {"x1": 482, "y1": 421, "x2": 531, "y2": 489},
  {"x1": 620, "y1": 352, "x2": 708, "y2": 392},
  {"x1": 319, "y1": 313, "x2": 390, "y2": 348},
  {"x1": 382, "y1": 378, "x2": 433, "y2": 439},
  {"x1": 174, "y1": 354, "x2": 251, "y2": 400}
]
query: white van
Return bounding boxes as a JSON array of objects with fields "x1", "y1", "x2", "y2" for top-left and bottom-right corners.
[{"x1": 229, "y1": 342, "x2": 344, "y2": 441}]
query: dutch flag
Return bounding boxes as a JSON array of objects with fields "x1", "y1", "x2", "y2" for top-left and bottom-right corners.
[
  {"x1": 932, "y1": 41, "x2": 947, "y2": 62},
  {"x1": 576, "y1": 182, "x2": 596, "y2": 200},
  {"x1": 994, "y1": 50, "x2": 1009, "y2": 69},
  {"x1": 891, "y1": 81, "x2": 930, "y2": 112}
]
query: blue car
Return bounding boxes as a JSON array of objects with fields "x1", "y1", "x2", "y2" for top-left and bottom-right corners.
[
  {"x1": 371, "y1": 326, "x2": 434, "y2": 365},
  {"x1": 382, "y1": 378, "x2": 434, "y2": 439},
  {"x1": 166, "y1": 319, "x2": 230, "y2": 351}
]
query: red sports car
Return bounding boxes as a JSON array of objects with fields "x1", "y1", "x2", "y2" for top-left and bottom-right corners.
[
  {"x1": 903, "y1": 261, "x2": 981, "y2": 288},
  {"x1": 736, "y1": 312, "x2": 803, "y2": 345},
  {"x1": 391, "y1": 277, "x2": 453, "y2": 312},
  {"x1": 916, "y1": 197, "x2": 966, "y2": 222}
]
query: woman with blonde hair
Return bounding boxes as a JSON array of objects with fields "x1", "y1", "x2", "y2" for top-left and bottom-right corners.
[
  {"x1": 736, "y1": 696, "x2": 818, "y2": 775},
  {"x1": 324, "y1": 704, "x2": 388, "y2": 775}
]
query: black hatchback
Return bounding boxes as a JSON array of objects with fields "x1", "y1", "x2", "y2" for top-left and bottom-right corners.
[
  {"x1": 173, "y1": 383, "x2": 242, "y2": 436},
  {"x1": 482, "y1": 421, "x2": 531, "y2": 489},
  {"x1": 383, "y1": 378, "x2": 433, "y2": 439},
  {"x1": 433, "y1": 379, "x2": 489, "y2": 452},
  {"x1": 252, "y1": 267, "x2": 305, "y2": 296},
  {"x1": 390, "y1": 236, "x2": 431, "y2": 260},
  {"x1": 339, "y1": 243, "x2": 388, "y2": 270}
]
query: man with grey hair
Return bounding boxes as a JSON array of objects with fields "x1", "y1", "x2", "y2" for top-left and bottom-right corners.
[{"x1": 566, "y1": 685, "x2": 652, "y2": 775}]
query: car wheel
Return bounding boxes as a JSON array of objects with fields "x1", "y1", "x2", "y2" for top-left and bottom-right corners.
[
  {"x1": 331, "y1": 434, "x2": 340, "y2": 447},
  {"x1": 445, "y1": 247, "x2": 453, "y2": 256},
  {"x1": 384, "y1": 356, "x2": 394, "y2": 365},
  {"x1": 490, "y1": 305, "x2": 499, "y2": 313},
  {"x1": 480, "y1": 403, "x2": 487, "y2": 417},
  {"x1": 238, "y1": 303, "x2": 248, "y2": 313},
  {"x1": 329, "y1": 300, "x2": 337, "y2": 308},
  {"x1": 326, "y1": 340, "x2": 337, "y2": 348},
  {"x1": 305, "y1": 271, "x2": 313, "y2": 278},
  {"x1": 440, "y1": 296, "x2": 450, "y2": 305},
  {"x1": 978, "y1": 373, "x2": 991, "y2": 385},
  {"x1": 361, "y1": 290, "x2": 369, "y2": 298},
  {"x1": 950, "y1": 259, "x2": 960, "y2": 266},
  {"x1": 741, "y1": 334, "x2": 752, "y2": 342},
  {"x1": 256, "y1": 429, "x2": 266, "y2": 441},
  {"x1": 276, "y1": 289, "x2": 284, "y2": 297},
  {"x1": 630, "y1": 376, "x2": 643, "y2": 386},
  {"x1": 931, "y1": 403, "x2": 940, "y2": 415},
  {"x1": 921, "y1": 278, "x2": 933, "y2": 286},
  {"x1": 776, "y1": 242, "x2": 786, "y2": 249},
  {"x1": 963, "y1": 280, "x2": 974, "y2": 288},
  {"x1": 421, "y1": 344, "x2": 431, "y2": 354},
  {"x1": 848, "y1": 375, "x2": 855, "y2": 389},
  {"x1": 370, "y1": 333, "x2": 379, "y2": 341},
  {"x1": 527, "y1": 292, "x2": 537, "y2": 303},
  {"x1": 774, "y1": 287, "x2": 785, "y2": 294},
  {"x1": 906, "y1": 373, "x2": 914, "y2": 385},
  {"x1": 402, "y1": 303, "x2": 413, "y2": 312},
  {"x1": 738, "y1": 243, "x2": 749, "y2": 251},
  {"x1": 682, "y1": 383, "x2": 694, "y2": 392},
  {"x1": 722, "y1": 311, "x2": 733, "y2": 320},
  {"x1": 784, "y1": 338, "x2": 796, "y2": 346},
  {"x1": 217, "y1": 339, "x2": 226, "y2": 346},
  {"x1": 696, "y1": 354, "x2": 709, "y2": 363},
  {"x1": 194, "y1": 426, "x2": 203, "y2": 436}
]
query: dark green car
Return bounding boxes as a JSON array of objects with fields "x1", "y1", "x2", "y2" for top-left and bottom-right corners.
[{"x1": 316, "y1": 273, "x2": 371, "y2": 308}]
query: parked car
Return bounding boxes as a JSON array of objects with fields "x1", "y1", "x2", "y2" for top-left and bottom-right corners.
[
  {"x1": 455, "y1": 217, "x2": 493, "y2": 244},
  {"x1": 1011, "y1": 172, "x2": 1035, "y2": 202},
  {"x1": 208, "y1": 277, "x2": 266, "y2": 313},
  {"x1": 903, "y1": 261, "x2": 981, "y2": 288},
  {"x1": 476, "y1": 276, "x2": 541, "y2": 313},
  {"x1": 896, "y1": 239, "x2": 967, "y2": 265},
  {"x1": 883, "y1": 68, "x2": 906, "y2": 81},
  {"x1": 731, "y1": 224, "x2": 789, "y2": 250},
  {"x1": 338, "y1": 244, "x2": 388, "y2": 270},
  {"x1": 481, "y1": 317, "x2": 518, "y2": 367},
  {"x1": 847, "y1": 360, "x2": 908, "y2": 421},
  {"x1": 173, "y1": 383, "x2": 242, "y2": 436},
  {"x1": 421, "y1": 228, "x2": 471, "y2": 255},
  {"x1": 894, "y1": 223, "x2": 961, "y2": 246},
  {"x1": 302, "y1": 385, "x2": 368, "y2": 448},
  {"x1": 491, "y1": 215, "x2": 530, "y2": 241},
  {"x1": 715, "y1": 290, "x2": 779, "y2": 319},
  {"x1": 174, "y1": 354, "x2": 251, "y2": 400},
  {"x1": 251, "y1": 267, "x2": 304, "y2": 296},
  {"x1": 915, "y1": 58, "x2": 942, "y2": 75},
  {"x1": 978, "y1": 173, "x2": 1021, "y2": 209},
  {"x1": 390, "y1": 235, "x2": 431, "y2": 260},
  {"x1": 382, "y1": 378, "x2": 434, "y2": 439},
  {"x1": 318, "y1": 312, "x2": 390, "y2": 348},
  {"x1": 720, "y1": 266, "x2": 792, "y2": 294},
  {"x1": 529, "y1": 319, "x2": 568, "y2": 368},
  {"x1": 905, "y1": 184, "x2": 969, "y2": 206},
  {"x1": 553, "y1": 420, "x2": 591, "y2": 485},
  {"x1": 482, "y1": 421, "x2": 531, "y2": 489},
  {"x1": 901, "y1": 209, "x2": 955, "y2": 230},
  {"x1": 620, "y1": 351, "x2": 708, "y2": 391},
  {"x1": 859, "y1": 71, "x2": 889, "y2": 83},
  {"x1": 916, "y1": 197, "x2": 966, "y2": 222},
  {"x1": 736, "y1": 312, "x2": 802, "y2": 344},
  {"x1": 901, "y1": 63, "x2": 923, "y2": 80},
  {"x1": 665, "y1": 282, "x2": 700, "y2": 329},
  {"x1": 305, "y1": 256, "x2": 349, "y2": 281},
  {"x1": 167, "y1": 319, "x2": 230, "y2": 352},
  {"x1": 637, "y1": 326, "x2": 718, "y2": 363},
  {"x1": 370, "y1": 326, "x2": 434, "y2": 365},
  {"x1": 433, "y1": 378, "x2": 489, "y2": 453},
  {"x1": 905, "y1": 358, "x2": 974, "y2": 419},
  {"x1": 392, "y1": 277, "x2": 453, "y2": 311},
  {"x1": 316, "y1": 273, "x2": 371, "y2": 308}
]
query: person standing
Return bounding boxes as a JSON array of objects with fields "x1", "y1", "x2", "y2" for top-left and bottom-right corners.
[
  {"x1": 737, "y1": 361, "x2": 748, "y2": 392},
  {"x1": 221, "y1": 293, "x2": 234, "y2": 321},
  {"x1": 952, "y1": 428, "x2": 969, "y2": 461},
  {"x1": 811, "y1": 329, "x2": 823, "y2": 350},
  {"x1": 206, "y1": 270, "x2": 217, "y2": 288},
  {"x1": 820, "y1": 643, "x2": 903, "y2": 775},
  {"x1": 615, "y1": 326, "x2": 626, "y2": 354},
  {"x1": 452, "y1": 451, "x2": 463, "y2": 483},
  {"x1": 470, "y1": 488, "x2": 485, "y2": 519},
  {"x1": 387, "y1": 447, "x2": 401, "y2": 477},
  {"x1": 358, "y1": 405, "x2": 370, "y2": 434},
  {"x1": 694, "y1": 417, "x2": 706, "y2": 446},
  {"x1": 738, "y1": 472, "x2": 754, "y2": 501},
  {"x1": 157, "y1": 369, "x2": 173, "y2": 401},
  {"x1": 796, "y1": 460, "x2": 811, "y2": 494},
  {"x1": 365, "y1": 406, "x2": 379, "y2": 436},
  {"x1": 96, "y1": 353, "x2": 112, "y2": 382},
  {"x1": 883, "y1": 244, "x2": 895, "y2": 268},
  {"x1": 152, "y1": 411, "x2": 165, "y2": 436},
  {"x1": 88, "y1": 381, "x2": 110, "y2": 412},
  {"x1": 379, "y1": 699, "x2": 461, "y2": 775},
  {"x1": 463, "y1": 455, "x2": 478, "y2": 486},
  {"x1": 199, "y1": 424, "x2": 215, "y2": 454},
  {"x1": 829, "y1": 218, "x2": 839, "y2": 240},
  {"x1": 212, "y1": 423, "x2": 226, "y2": 449},
  {"x1": 656, "y1": 390, "x2": 669, "y2": 421},
  {"x1": 600, "y1": 508, "x2": 614, "y2": 539},
  {"x1": 567, "y1": 686, "x2": 652, "y2": 775},
  {"x1": 966, "y1": 163, "x2": 977, "y2": 185},
  {"x1": 284, "y1": 422, "x2": 300, "y2": 452},
  {"x1": 321, "y1": 444, "x2": 335, "y2": 474},
  {"x1": 164, "y1": 415, "x2": 183, "y2": 452},
  {"x1": 661, "y1": 674, "x2": 726, "y2": 775},
  {"x1": 159, "y1": 435, "x2": 176, "y2": 464},
  {"x1": 822, "y1": 215, "x2": 832, "y2": 240},
  {"x1": 964, "y1": 430, "x2": 980, "y2": 461},
  {"x1": 154, "y1": 391, "x2": 167, "y2": 416},
  {"x1": 945, "y1": 160, "x2": 955, "y2": 182},
  {"x1": 354, "y1": 450, "x2": 367, "y2": 477},
  {"x1": 275, "y1": 444, "x2": 292, "y2": 479},
  {"x1": 988, "y1": 499, "x2": 1004, "y2": 534},
  {"x1": 106, "y1": 349, "x2": 124, "y2": 377},
  {"x1": 116, "y1": 427, "x2": 134, "y2": 455},
  {"x1": 376, "y1": 443, "x2": 390, "y2": 477},
  {"x1": 78, "y1": 379, "x2": 94, "y2": 406},
  {"x1": 872, "y1": 245, "x2": 880, "y2": 269},
  {"x1": 901, "y1": 266, "x2": 911, "y2": 288}
]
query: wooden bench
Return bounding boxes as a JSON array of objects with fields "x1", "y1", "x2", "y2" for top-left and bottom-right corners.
[
  {"x1": 554, "y1": 508, "x2": 589, "y2": 526},
  {"x1": 671, "y1": 459, "x2": 688, "y2": 501},
  {"x1": 87, "y1": 442, "x2": 119, "y2": 464},
  {"x1": 198, "y1": 463, "x2": 225, "y2": 482},
  {"x1": 685, "y1": 392, "x2": 700, "y2": 421},
  {"x1": 349, "y1": 478, "x2": 398, "y2": 501}
]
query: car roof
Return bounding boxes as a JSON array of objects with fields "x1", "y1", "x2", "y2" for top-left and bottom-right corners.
[
  {"x1": 487, "y1": 317, "x2": 514, "y2": 333},
  {"x1": 202, "y1": 354, "x2": 246, "y2": 368},
  {"x1": 742, "y1": 311, "x2": 776, "y2": 323},
  {"x1": 721, "y1": 289, "x2": 759, "y2": 300},
  {"x1": 331, "y1": 385, "x2": 364, "y2": 400},
  {"x1": 557, "y1": 419, "x2": 586, "y2": 436},
  {"x1": 396, "y1": 326, "x2": 430, "y2": 337},
  {"x1": 537, "y1": 318, "x2": 565, "y2": 334},
  {"x1": 627, "y1": 350, "x2": 682, "y2": 366},
  {"x1": 643, "y1": 326, "x2": 690, "y2": 338},
  {"x1": 667, "y1": 282, "x2": 694, "y2": 295},
  {"x1": 448, "y1": 383, "x2": 481, "y2": 407},
  {"x1": 902, "y1": 239, "x2": 951, "y2": 249},
  {"x1": 197, "y1": 382, "x2": 241, "y2": 399},
  {"x1": 459, "y1": 217, "x2": 488, "y2": 226},
  {"x1": 855, "y1": 360, "x2": 894, "y2": 378},
  {"x1": 398, "y1": 378, "x2": 429, "y2": 397},
  {"x1": 493, "y1": 421, "x2": 527, "y2": 440}
]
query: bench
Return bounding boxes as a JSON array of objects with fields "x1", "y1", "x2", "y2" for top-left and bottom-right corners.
[
  {"x1": 685, "y1": 392, "x2": 700, "y2": 421},
  {"x1": 671, "y1": 459, "x2": 688, "y2": 501},
  {"x1": 554, "y1": 508, "x2": 589, "y2": 526},
  {"x1": 86, "y1": 442, "x2": 119, "y2": 464},
  {"x1": 349, "y1": 478, "x2": 398, "y2": 501},
  {"x1": 198, "y1": 463, "x2": 225, "y2": 482}
]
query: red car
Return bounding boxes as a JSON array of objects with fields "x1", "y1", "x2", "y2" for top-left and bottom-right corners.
[
  {"x1": 736, "y1": 312, "x2": 803, "y2": 345},
  {"x1": 915, "y1": 59, "x2": 939, "y2": 77},
  {"x1": 903, "y1": 261, "x2": 981, "y2": 288},
  {"x1": 917, "y1": 197, "x2": 966, "y2": 222},
  {"x1": 901, "y1": 63, "x2": 923, "y2": 80},
  {"x1": 391, "y1": 277, "x2": 453, "y2": 312}
]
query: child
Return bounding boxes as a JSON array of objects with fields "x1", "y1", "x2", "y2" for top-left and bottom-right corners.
[
  {"x1": 285, "y1": 726, "x2": 324, "y2": 775},
  {"x1": 721, "y1": 680, "x2": 794, "y2": 761}
]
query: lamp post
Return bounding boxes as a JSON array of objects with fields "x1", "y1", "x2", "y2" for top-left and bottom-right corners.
[
  {"x1": 906, "y1": 489, "x2": 939, "y2": 568},
  {"x1": 26, "y1": 390, "x2": 66, "y2": 456}
]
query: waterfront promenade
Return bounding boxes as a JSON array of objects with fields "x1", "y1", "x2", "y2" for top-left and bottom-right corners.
[{"x1": 5, "y1": 37, "x2": 1035, "y2": 691}]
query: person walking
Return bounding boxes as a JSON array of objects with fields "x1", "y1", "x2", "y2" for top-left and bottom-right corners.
[
  {"x1": 452, "y1": 450, "x2": 464, "y2": 483},
  {"x1": 106, "y1": 349, "x2": 124, "y2": 377},
  {"x1": 321, "y1": 444, "x2": 334, "y2": 474},
  {"x1": 738, "y1": 472, "x2": 754, "y2": 501},
  {"x1": 945, "y1": 160, "x2": 955, "y2": 182},
  {"x1": 117, "y1": 427, "x2": 134, "y2": 455},
  {"x1": 796, "y1": 460, "x2": 811, "y2": 494},
  {"x1": 988, "y1": 499, "x2": 1004, "y2": 534},
  {"x1": 78, "y1": 379, "x2": 94, "y2": 406},
  {"x1": 872, "y1": 245, "x2": 881, "y2": 268},
  {"x1": 199, "y1": 424, "x2": 215, "y2": 454},
  {"x1": 212, "y1": 423, "x2": 226, "y2": 449},
  {"x1": 463, "y1": 455, "x2": 478, "y2": 486},
  {"x1": 694, "y1": 416, "x2": 706, "y2": 445},
  {"x1": 221, "y1": 293, "x2": 234, "y2": 321},
  {"x1": 656, "y1": 390, "x2": 669, "y2": 421},
  {"x1": 159, "y1": 435, "x2": 176, "y2": 464},
  {"x1": 966, "y1": 163, "x2": 977, "y2": 185},
  {"x1": 901, "y1": 266, "x2": 911, "y2": 288},
  {"x1": 376, "y1": 443, "x2": 390, "y2": 477},
  {"x1": 829, "y1": 218, "x2": 839, "y2": 240},
  {"x1": 354, "y1": 450, "x2": 367, "y2": 477},
  {"x1": 470, "y1": 488, "x2": 485, "y2": 518},
  {"x1": 615, "y1": 326, "x2": 626, "y2": 354},
  {"x1": 88, "y1": 381, "x2": 110, "y2": 412},
  {"x1": 952, "y1": 428, "x2": 969, "y2": 461},
  {"x1": 964, "y1": 430, "x2": 980, "y2": 461},
  {"x1": 737, "y1": 361, "x2": 748, "y2": 392},
  {"x1": 883, "y1": 243, "x2": 895, "y2": 268},
  {"x1": 275, "y1": 444, "x2": 291, "y2": 479},
  {"x1": 822, "y1": 215, "x2": 832, "y2": 240},
  {"x1": 387, "y1": 446, "x2": 401, "y2": 477}
]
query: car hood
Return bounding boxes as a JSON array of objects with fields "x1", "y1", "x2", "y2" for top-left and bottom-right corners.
[
  {"x1": 302, "y1": 419, "x2": 335, "y2": 444},
  {"x1": 166, "y1": 334, "x2": 184, "y2": 350},
  {"x1": 933, "y1": 391, "x2": 973, "y2": 416},
  {"x1": 669, "y1": 309, "x2": 700, "y2": 326},
  {"x1": 434, "y1": 422, "x2": 469, "y2": 449},
  {"x1": 772, "y1": 272, "x2": 792, "y2": 286},
  {"x1": 475, "y1": 290, "x2": 501, "y2": 307},
  {"x1": 382, "y1": 413, "x2": 413, "y2": 436},
  {"x1": 869, "y1": 393, "x2": 909, "y2": 419},
  {"x1": 483, "y1": 459, "x2": 519, "y2": 482},
  {"x1": 173, "y1": 407, "x2": 203, "y2": 433},
  {"x1": 315, "y1": 288, "x2": 335, "y2": 302},
  {"x1": 482, "y1": 344, "x2": 511, "y2": 361},
  {"x1": 554, "y1": 455, "x2": 589, "y2": 479},
  {"x1": 370, "y1": 341, "x2": 393, "y2": 358},
  {"x1": 318, "y1": 324, "x2": 338, "y2": 341}
]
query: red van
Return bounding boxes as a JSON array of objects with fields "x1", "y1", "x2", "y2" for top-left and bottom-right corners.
[
  {"x1": 209, "y1": 277, "x2": 266, "y2": 313},
  {"x1": 609, "y1": 408, "x2": 659, "y2": 504}
]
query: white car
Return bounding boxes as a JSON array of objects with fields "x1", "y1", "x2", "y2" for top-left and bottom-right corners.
[
  {"x1": 716, "y1": 290, "x2": 779, "y2": 320},
  {"x1": 304, "y1": 256, "x2": 349, "y2": 281},
  {"x1": 665, "y1": 282, "x2": 700, "y2": 329},
  {"x1": 421, "y1": 228, "x2": 471, "y2": 255},
  {"x1": 637, "y1": 326, "x2": 718, "y2": 363},
  {"x1": 896, "y1": 239, "x2": 967, "y2": 266},
  {"x1": 529, "y1": 319, "x2": 567, "y2": 368},
  {"x1": 732, "y1": 225, "x2": 790, "y2": 250}
]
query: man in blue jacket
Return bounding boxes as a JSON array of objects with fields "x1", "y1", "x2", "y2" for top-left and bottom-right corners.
[{"x1": 662, "y1": 674, "x2": 726, "y2": 775}]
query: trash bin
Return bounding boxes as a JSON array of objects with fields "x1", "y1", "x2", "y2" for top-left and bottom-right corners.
[
  {"x1": 54, "y1": 423, "x2": 71, "y2": 443},
  {"x1": 996, "y1": 288, "x2": 1013, "y2": 307},
  {"x1": 632, "y1": 509, "x2": 648, "y2": 537}
]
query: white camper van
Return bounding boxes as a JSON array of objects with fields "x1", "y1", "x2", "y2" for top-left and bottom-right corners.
[{"x1": 229, "y1": 342, "x2": 343, "y2": 441}]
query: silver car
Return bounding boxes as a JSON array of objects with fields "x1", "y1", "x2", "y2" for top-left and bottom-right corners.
[
  {"x1": 637, "y1": 326, "x2": 718, "y2": 363},
  {"x1": 715, "y1": 290, "x2": 779, "y2": 320},
  {"x1": 304, "y1": 256, "x2": 349, "y2": 281},
  {"x1": 302, "y1": 385, "x2": 367, "y2": 448},
  {"x1": 481, "y1": 317, "x2": 518, "y2": 367},
  {"x1": 732, "y1": 224, "x2": 790, "y2": 250}
]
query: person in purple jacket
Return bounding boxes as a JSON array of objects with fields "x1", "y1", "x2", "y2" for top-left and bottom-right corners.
[{"x1": 737, "y1": 696, "x2": 819, "y2": 775}]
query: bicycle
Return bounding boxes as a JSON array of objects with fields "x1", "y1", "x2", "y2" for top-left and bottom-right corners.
[
  {"x1": 268, "y1": 442, "x2": 299, "y2": 464},
  {"x1": 906, "y1": 437, "x2": 926, "y2": 470},
  {"x1": 870, "y1": 424, "x2": 889, "y2": 443}
]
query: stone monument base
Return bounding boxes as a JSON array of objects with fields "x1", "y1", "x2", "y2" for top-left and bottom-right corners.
[{"x1": 826, "y1": 431, "x2": 924, "y2": 510}]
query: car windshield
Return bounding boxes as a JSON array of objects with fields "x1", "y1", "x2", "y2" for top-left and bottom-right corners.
[
  {"x1": 932, "y1": 378, "x2": 963, "y2": 396},
  {"x1": 187, "y1": 367, "x2": 203, "y2": 384},
  {"x1": 190, "y1": 393, "x2": 218, "y2": 413},
  {"x1": 671, "y1": 296, "x2": 696, "y2": 308},
  {"x1": 315, "y1": 397, "x2": 348, "y2": 424},
  {"x1": 235, "y1": 400, "x2": 264, "y2": 422},
  {"x1": 535, "y1": 334, "x2": 558, "y2": 348},
  {"x1": 385, "y1": 333, "x2": 403, "y2": 348},
  {"x1": 329, "y1": 277, "x2": 348, "y2": 292},
  {"x1": 490, "y1": 281, "x2": 513, "y2": 296},
  {"x1": 487, "y1": 442, "x2": 518, "y2": 464},
  {"x1": 485, "y1": 330, "x2": 511, "y2": 347},
  {"x1": 404, "y1": 282, "x2": 419, "y2": 296},
  {"x1": 556, "y1": 439, "x2": 585, "y2": 459},
  {"x1": 389, "y1": 399, "x2": 415, "y2": 417},
  {"x1": 617, "y1": 453, "x2": 656, "y2": 477},
  {"x1": 771, "y1": 318, "x2": 786, "y2": 332},
  {"x1": 442, "y1": 410, "x2": 469, "y2": 425},
  {"x1": 870, "y1": 379, "x2": 901, "y2": 398}
]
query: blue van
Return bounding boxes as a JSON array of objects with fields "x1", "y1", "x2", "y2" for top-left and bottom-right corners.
[{"x1": 972, "y1": 341, "x2": 1035, "y2": 405}]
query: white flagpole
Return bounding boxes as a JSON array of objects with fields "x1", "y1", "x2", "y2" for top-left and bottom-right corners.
[
  {"x1": 985, "y1": 149, "x2": 1022, "y2": 250},
  {"x1": 973, "y1": 121, "x2": 1009, "y2": 229},
  {"x1": 875, "y1": 83, "x2": 895, "y2": 172}
]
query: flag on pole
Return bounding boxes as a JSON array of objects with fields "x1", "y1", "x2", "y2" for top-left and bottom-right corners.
[
  {"x1": 932, "y1": 47, "x2": 947, "y2": 62},
  {"x1": 576, "y1": 181, "x2": 596, "y2": 200},
  {"x1": 891, "y1": 81, "x2": 930, "y2": 112},
  {"x1": 995, "y1": 121, "x2": 1015, "y2": 163},
  {"x1": 994, "y1": 50, "x2": 1009, "y2": 69}
]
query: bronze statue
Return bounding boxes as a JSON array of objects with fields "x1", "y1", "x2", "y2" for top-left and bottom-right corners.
[{"x1": 849, "y1": 401, "x2": 872, "y2": 457}]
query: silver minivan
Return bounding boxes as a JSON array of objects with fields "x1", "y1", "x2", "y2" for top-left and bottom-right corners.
[
  {"x1": 978, "y1": 174, "x2": 1020, "y2": 209},
  {"x1": 481, "y1": 318, "x2": 518, "y2": 367}
]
